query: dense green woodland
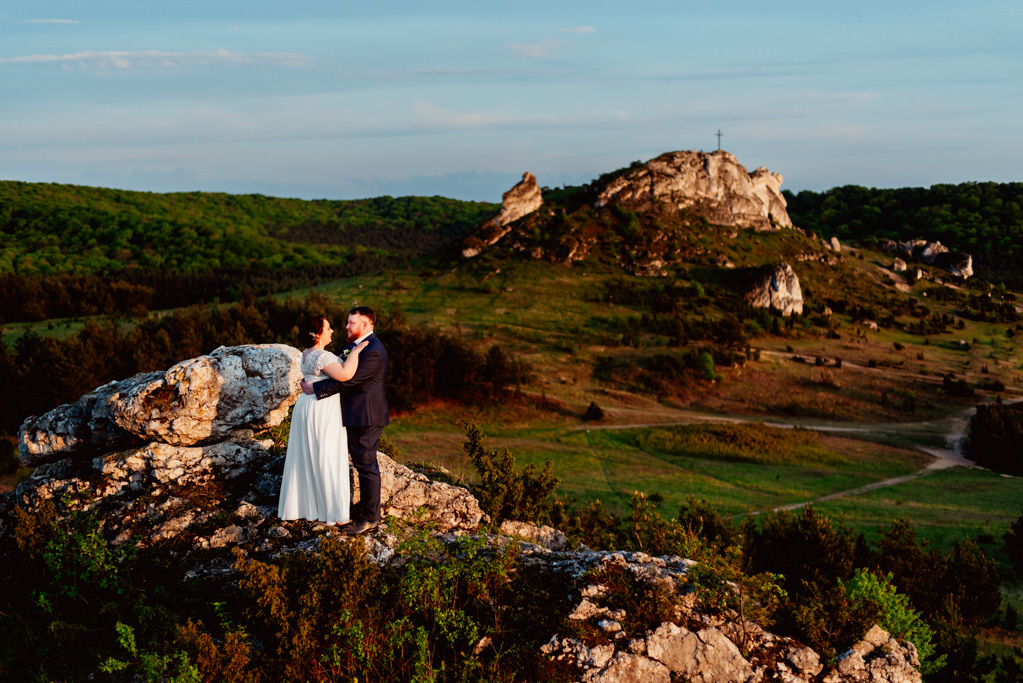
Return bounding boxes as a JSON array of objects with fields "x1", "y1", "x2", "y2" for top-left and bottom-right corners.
[
  {"x1": 785, "y1": 182, "x2": 1023, "y2": 288},
  {"x1": 0, "y1": 181, "x2": 495, "y2": 321}
]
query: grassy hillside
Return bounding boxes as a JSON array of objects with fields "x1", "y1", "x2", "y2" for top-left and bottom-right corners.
[
  {"x1": 0, "y1": 181, "x2": 495, "y2": 320},
  {"x1": 3, "y1": 177, "x2": 1023, "y2": 678}
]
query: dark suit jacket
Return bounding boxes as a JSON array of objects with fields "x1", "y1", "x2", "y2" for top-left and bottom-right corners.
[{"x1": 313, "y1": 332, "x2": 389, "y2": 427}]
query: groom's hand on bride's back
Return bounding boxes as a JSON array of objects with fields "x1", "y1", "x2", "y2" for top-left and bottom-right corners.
[{"x1": 300, "y1": 379, "x2": 315, "y2": 395}]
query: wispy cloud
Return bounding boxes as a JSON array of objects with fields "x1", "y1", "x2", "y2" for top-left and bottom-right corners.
[
  {"x1": 0, "y1": 48, "x2": 311, "y2": 69},
  {"x1": 561, "y1": 26, "x2": 596, "y2": 34},
  {"x1": 26, "y1": 18, "x2": 79, "y2": 24},
  {"x1": 508, "y1": 38, "x2": 561, "y2": 59}
]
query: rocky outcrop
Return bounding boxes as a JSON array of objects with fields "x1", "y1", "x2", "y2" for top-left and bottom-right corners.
[
  {"x1": 823, "y1": 236, "x2": 842, "y2": 252},
  {"x1": 4, "y1": 346, "x2": 921, "y2": 683},
  {"x1": 595, "y1": 150, "x2": 792, "y2": 230},
  {"x1": 19, "y1": 344, "x2": 302, "y2": 466},
  {"x1": 462, "y1": 172, "x2": 543, "y2": 257},
  {"x1": 823, "y1": 624, "x2": 922, "y2": 683},
  {"x1": 744, "y1": 262, "x2": 804, "y2": 316},
  {"x1": 879, "y1": 239, "x2": 973, "y2": 279},
  {"x1": 12, "y1": 344, "x2": 486, "y2": 544},
  {"x1": 540, "y1": 550, "x2": 919, "y2": 683}
]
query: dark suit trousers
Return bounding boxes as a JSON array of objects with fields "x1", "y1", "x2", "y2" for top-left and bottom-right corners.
[{"x1": 348, "y1": 425, "x2": 384, "y2": 523}]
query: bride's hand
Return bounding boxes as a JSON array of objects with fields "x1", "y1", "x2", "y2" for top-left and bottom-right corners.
[{"x1": 352, "y1": 341, "x2": 369, "y2": 354}]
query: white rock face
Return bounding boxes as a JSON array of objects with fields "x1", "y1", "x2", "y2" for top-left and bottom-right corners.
[
  {"x1": 462, "y1": 172, "x2": 543, "y2": 257},
  {"x1": 744, "y1": 262, "x2": 804, "y2": 316},
  {"x1": 19, "y1": 344, "x2": 302, "y2": 466},
  {"x1": 374, "y1": 455, "x2": 488, "y2": 532},
  {"x1": 595, "y1": 150, "x2": 792, "y2": 230},
  {"x1": 880, "y1": 238, "x2": 973, "y2": 279}
]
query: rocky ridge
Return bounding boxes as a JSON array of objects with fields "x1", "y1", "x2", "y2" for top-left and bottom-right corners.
[
  {"x1": 460, "y1": 150, "x2": 795, "y2": 274},
  {"x1": 595, "y1": 150, "x2": 792, "y2": 230},
  {"x1": 4, "y1": 345, "x2": 921, "y2": 683}
]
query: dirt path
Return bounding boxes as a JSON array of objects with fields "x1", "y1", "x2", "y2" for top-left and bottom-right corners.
[{"x1": 572, "y1": 399, "x2": 1017, "y2": 512}]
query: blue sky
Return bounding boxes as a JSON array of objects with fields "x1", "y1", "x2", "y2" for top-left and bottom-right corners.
[{"x1": 1, "y1": 1, "x2": 1020, "y2": 201}]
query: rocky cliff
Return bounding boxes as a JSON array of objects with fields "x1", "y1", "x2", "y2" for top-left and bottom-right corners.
[
  {"x1": 744, "y1": 262, "x2": 805, "y2": 316},
  {"x1": 3, "y1": 346, "x2": 921, "y2": 683},
  {"x1": 462, "y1": 172, "x2": 543, "y2": 258},
  {"x1": 596, "y1": 150, "x2": 792, "y2": 230}
]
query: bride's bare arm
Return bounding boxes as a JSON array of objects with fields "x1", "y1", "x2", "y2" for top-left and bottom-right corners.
[{"x1": 321, "y1": 341, "x2": 369, "y2": 382}]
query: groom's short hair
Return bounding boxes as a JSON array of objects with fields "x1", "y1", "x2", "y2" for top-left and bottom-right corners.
[{"x1": 349, "y1": 306, "x2": 376, "y2": 326}]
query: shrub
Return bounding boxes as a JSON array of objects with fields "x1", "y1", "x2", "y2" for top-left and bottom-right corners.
[
  {"x1": 583, "y1": 401, "x2": 605, "y2": 421},
  {"x1": 461, "y1": 420, "x2": 560, "y2": 525},
  {"x1": 843, "y1": 569, "x2": 944, "y2": 673},
  {"x1": 689, "y1": 543, "x2": 786, "y2": 654},
  {"x1": 747, "y1": 505, "x2": 858, "y2": 591}
]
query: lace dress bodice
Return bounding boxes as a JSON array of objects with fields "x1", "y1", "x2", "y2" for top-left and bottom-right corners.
[{"x1": 301, "y1": 348, "x2": 340, "y2": 382}]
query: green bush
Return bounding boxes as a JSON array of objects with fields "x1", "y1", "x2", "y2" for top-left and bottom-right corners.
[
  {"x1": 843, "y1": 569, "x2": 943, "y2": 673},
  {"x1": 461, "y1": 420, "x2": 560, "y2": 525}
]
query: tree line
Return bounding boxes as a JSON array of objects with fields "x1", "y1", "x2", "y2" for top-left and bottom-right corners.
[
  {"x1": 0, "y1": 181, "x2": 495, "y2": 321},
  {"x1": 784, "y1": 182, "x2": 1023, "y2": 287},
  {"x1": 0, "y1": 294, "x2": 527, "y2": 436}
]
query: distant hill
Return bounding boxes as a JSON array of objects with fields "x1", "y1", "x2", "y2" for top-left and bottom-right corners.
[
  {"x1": 0, "y1": 181, "x2": 495, "y2": 321},
  {"x1": 784, "y1": 182, "x2": 1023, "y2": 287}
]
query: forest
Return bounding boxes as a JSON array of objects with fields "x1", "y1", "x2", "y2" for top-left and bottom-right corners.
[
  {"x1": 0, "y1": 181, "x2": 495, "y2": 320},
  {"x1": 785, "y1": 182, "x2": 1023, "y2": 287}
]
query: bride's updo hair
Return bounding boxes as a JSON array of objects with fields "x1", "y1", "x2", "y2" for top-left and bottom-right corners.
[{"x1": 298, "y1": 314, "x2": 328, "y2": 349}]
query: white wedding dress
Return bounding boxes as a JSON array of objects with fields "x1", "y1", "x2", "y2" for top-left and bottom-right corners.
[{"x1": 278, "y1": 348, "x2": 350, "y2": 523}]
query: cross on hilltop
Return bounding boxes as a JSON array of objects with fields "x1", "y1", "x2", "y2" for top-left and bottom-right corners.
[{"x1": 716, "y1": 129, "x2": 722, "y2": 150}]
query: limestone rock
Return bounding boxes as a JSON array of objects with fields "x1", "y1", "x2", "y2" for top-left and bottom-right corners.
[
  {"x1": 19, "y1": 344, "x2": 302, "y2": 466},
  {"x1": 462, "y1": 172, "x2": 542, "y2": 257},
  {"x1": 822, "y1": 236, "x2": 842, "y2": 252},
  {"x1": 645, "y1": 623, "x2": 753, "y2": 683},
  {"x1": 822, "y1": 625, "x2": 922, "y2": 683},
  {"x1": 498, "y1": 519, "x2": 568, "y2": 550},
  {"x1": 374, "y1": 454, "x2": 489, "y2": 532},
  {"x1": 744, "y1": 262, "x2": 804, "y2": 316},
  {"x1": 785, "y1": 645, "x2": 823, "y2": 677},
  {"x1": 879, "y1": 238, "x2": 972, "y2": 279},
  {"x1": 893, "y1": 258, "x2": 907, "y2": 272},
  {"x1": 595, "y1": 150, "x2": 792, "y2": 230},
  {"x1": 582, "y1": 652, "x2": 671, "y2": 683}
]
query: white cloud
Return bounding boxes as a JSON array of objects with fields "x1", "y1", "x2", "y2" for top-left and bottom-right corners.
[
  {"x1": 26, "y1": 18, "x2": 79, "y2": 24},
  {"x1": 561, "y1": 26, "x2": 596, "y2": 34},
  {"x1": 0, "y1": 48, "x2": 312, "y2": 69}
]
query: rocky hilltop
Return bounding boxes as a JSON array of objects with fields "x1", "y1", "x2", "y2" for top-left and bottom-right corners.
[
  {"x1": 595, "y1": 150, "x2": 792, "y2": 230},
  {"x1": 3, "y1": 346, "x2": 921, "y2": 683},
  {"x1": 460, "y1": 150, "x2": 798, "y2": 275}
]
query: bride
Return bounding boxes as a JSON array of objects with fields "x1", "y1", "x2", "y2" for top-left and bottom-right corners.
[{"x1": 278, "y1": 314, "x2": 368, "y2": 524}]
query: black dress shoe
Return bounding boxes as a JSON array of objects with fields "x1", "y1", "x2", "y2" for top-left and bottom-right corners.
[{"x1": 343, "y1": 519, "x2": 379, "y2": 536}]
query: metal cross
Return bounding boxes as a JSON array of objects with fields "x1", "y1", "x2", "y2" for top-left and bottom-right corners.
[{"x1": 716, "y1": 129, "x2": 723, "y2": 150}]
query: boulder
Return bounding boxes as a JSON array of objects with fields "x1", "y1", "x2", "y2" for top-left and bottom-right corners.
[
  {"x1": 822, "y1": 236, "x2": 842, "y2": 252},
  {"x1": 879, "y1": 239, "x2": 972, "y2": 279},
  {"x1": 744, "y1": 262, "x2": 804, "y2": 316},
  {"x1": 462, "y1": 172, "x2": 543, "y2": 257},
  {"x1": 822, "y1": 625, "x2": 922, "y2": 683},
  {"x1": 595, "y1": 150, "x2": 792, "y2": 230},
  {"x1": 19, "y1": 344, "x2": 302, "y2": 466},
  {"x1": 893, "y1": 258, "x2": 907, "y2": 272}
]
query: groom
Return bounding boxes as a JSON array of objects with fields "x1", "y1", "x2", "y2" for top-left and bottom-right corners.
[{"x1": 301, "y1": 306, "x2": 389, "y2": 535}]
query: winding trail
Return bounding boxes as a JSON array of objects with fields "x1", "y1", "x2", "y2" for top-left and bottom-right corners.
[{"x1": 571, "y1": 399, "x2": 1022, "y2": 513}]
